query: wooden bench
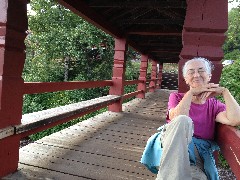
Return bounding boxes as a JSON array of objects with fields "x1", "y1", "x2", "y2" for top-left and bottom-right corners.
[
  {"x1": 0, "y1": 95, "x2": 121, "y2": 140},
  {"x1": 216, "y1": 124, "x2": 240, "y2": 178},
  {"x1": 1, "y1": 91, "x2": 240, "y2": 179}
]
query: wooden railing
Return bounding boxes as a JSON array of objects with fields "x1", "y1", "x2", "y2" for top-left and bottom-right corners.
[
  {"x1": 17, "y1": 95, "x2": 121, "y2": 137},
  {"x1": 0, "y1": 78, "x2": 159, "y2": 141},
  {"x1": 23, "y1": 80, "x2": 113, "y2": 94},
  {"x1": 216, "y1": 124, "x2": 240, "y2": 178},
  {"x1": 0, "y1": 77, "x2": 239, "y2": 179}
]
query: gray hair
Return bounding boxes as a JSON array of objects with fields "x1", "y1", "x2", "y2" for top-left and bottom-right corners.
[{"x1": 182, "y1": 57, "x2": 214, "y2": 77}]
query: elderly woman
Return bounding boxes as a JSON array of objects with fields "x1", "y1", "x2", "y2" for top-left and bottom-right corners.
[{"x1": 141, "y1": 57, "x2": 240, "y2": 180}]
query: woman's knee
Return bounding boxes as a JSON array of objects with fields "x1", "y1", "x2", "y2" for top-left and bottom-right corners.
[
  {"x1": 172, "y1": 115, "x2": 193, "y2": 128},
  {"x1": 170, "y1": 115, "x2": 194, "y2": 143}
]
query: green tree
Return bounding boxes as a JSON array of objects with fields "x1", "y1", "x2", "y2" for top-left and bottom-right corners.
[
  {"x1": 220, "y1": 59, "x2": 240, "y2": 105},
  {"x1": 223, "y1": 8, "x2": 240, "y2": 57},
  {"x1": 23, "y1": 0, "x2": 140, "y2": 140},
  {"x1": 221, "y1": 6, "x2": 240, "y2": 105},
  {"x1": 25, "y1": 0, "x2": 114, "y2": 82},
  {"x1": 24, "y1": 0, "x2": 115, "y2": 114}
]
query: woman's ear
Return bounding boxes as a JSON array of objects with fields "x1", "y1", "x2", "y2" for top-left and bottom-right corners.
[
  {"x1": 208, "y1": 74, "x2": 212, "y2": 82},
  {"x1": 184, "y1": 77, "x2": 189, "y2": 85}
]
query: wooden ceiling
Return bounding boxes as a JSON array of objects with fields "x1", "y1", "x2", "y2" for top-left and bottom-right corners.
[{"x1": 57, "y1": 0, "x2": 187, "y2": 63}]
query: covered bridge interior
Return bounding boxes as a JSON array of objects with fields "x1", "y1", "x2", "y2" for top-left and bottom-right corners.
[{"x1": 0, "y1": 0, "x2": 239, "y2": 179}]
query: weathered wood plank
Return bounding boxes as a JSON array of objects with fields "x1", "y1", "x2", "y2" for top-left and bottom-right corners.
[
  {"x1": 0, "y1": 126, "x2": 14, "y2": 140},
  {"x1": 3, "y1": 164, "x2": 89, "y2": 180},
  {"x1": 16, "y1": 95, "x2": 121, "y2": 135},
  {"x1": 5, "y1": 90, "x2": 169, "y2": 179},
  {"x1": 216, "y1": 124, "x2": 240, "y2": 179},
  {"x1": 3, "y1": 88, "x2": 239, "y2": 179},
  {"x1": 17, "y1": 135, "x2": 154, "y2": 179},
  {"x1": 24, "y1": 80, "x2": 113, "y2": 94}
]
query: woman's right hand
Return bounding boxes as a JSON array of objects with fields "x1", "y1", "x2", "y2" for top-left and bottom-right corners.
[{"x1": 189, "y1": 83, "x2": 220, "y2": 97}]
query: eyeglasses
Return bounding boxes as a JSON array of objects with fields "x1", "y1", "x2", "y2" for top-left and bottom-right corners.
[{"x1": 187, "y1": 68, "x2": 206, "y2": 76}]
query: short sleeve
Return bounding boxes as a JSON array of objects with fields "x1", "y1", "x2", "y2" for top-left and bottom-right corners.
[
  {"x1": 166, "y1": 93, "x2": 184, "y2": 122},
  {"x1": 168, "y1": 93, "x2": 183, "y2": 110},
  {"x1": 215, "y1": 99, "x2": 226, "y2": 116}
]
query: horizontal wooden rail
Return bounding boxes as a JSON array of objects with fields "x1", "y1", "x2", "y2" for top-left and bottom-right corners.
[
  {"x1": 0, "y1": 95, "x2": 121, "y2": 140},
  {"x1": 15, "y1": 95, "x2": 121, "y2": 137},
  {"x1": 14, "y1": 79, "x2": 145, "y2": 139},
  {"x1": 0, "y1": 78, "x2": 149, "y2": 139},
  {"x1": 123, "y1": 80, "x2": 143, "y2": 86},
  {"x1": 0, "y1": 126, "x2": 14, "y2": 140},
  {"x1": 146, "y1": 78, "x2": 159, "y2": 83},
  {"x1": 122, "y1": 90, "x2": 142, "y2": 100},
  {"x1": 216, "y1": 123, "x2": 240, "y2": 179},
  {"x1": 23, "y1": 80, "x2": 113, "y2": 94}
]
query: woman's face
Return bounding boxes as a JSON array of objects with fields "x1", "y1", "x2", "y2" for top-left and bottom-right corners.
[{"x1": 184, "y1": 61, "x2": 211, "y2": 88}]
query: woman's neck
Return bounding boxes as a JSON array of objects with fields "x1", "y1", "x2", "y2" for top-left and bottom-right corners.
[{"x1": 192, "y1": 95, "x2": 206, "y2": 104}]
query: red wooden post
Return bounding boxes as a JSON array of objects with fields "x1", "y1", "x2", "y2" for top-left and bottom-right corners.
[
  {"x1": 149, "y1": 60, "x2": 157, "y2": 92},
  {"x1": 136, "y1": 55, "x2": 148, "y2": 99},
  {"x1": 179, "y1": 0, "x2": 228, "y2": 93},
  {"x1": 216, "y1": 124, "x2": 240, "y2": 179},
  {"x1": 156, "y1": 63, "x2": 163, "y2": 89},
  {"x1": 0, "y1": 0, "x2": 28, "y2": 177},
  {"x1": 178, "y1": 59, "x2": 188, "y2": 92},
  {"x1": 108, "y1": 38, "x2": 127, "y2": 112}
]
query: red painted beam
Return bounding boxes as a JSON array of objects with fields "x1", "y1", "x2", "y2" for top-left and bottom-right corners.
[
  {"x1": 0, "y1": 0, "x2": 28, "y2": 177},
  {"x1": 184, "y1": 0, "x2": 228, "y2": 33},
  {"x1": 216, "y1": 124, "x2": 240, "y2": 179},
  {"x1": 127, "y1": 31, "x2": 182, "y2": 36},
  {"x1": 23, "y1": 80, "x2": 113, "y2": 94},
  {"x1": 149, "y1": 60, "x2": 157, "y2": 92},
  {"x1": 122, "y1": 90, "x2": 142, "y2": 101},
  {"x1": 18, "y1": 101, "x2": 115, "y2": 138},
  {"x1": 57, "y1": 0, "x2": 123, "y2": 38},
  {"x1": 156, "y1": 63, "x2": 163, "y2": 89},
  {"x1": 0, "y1": 136, "x2": 20, "y2": 177},
  {"x1": 146, "y1": 78, "x2": 158, "y2": 83},
  {"x1": 124, "y1": 80, "x2": 143, "y2": 86},
  {"x1": 109, "y1": 38, "x2": 127, "y2": 112},
  {"x1": 137, "y1": 55, "x2": 148, "y2": 99},
  {"x1": 179, "y1": 0, "x2": 228, "y2": 93},
  {"x1": 88, "y1": 1, "x2": 186, "y2": 8}
]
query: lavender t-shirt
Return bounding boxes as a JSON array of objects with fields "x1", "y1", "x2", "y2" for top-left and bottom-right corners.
[{"x1": 166, "y1": 93, "x2": 226, "y2": 140}]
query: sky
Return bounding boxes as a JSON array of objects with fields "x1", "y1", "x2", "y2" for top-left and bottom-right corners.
[
  {"x1": 228, "y1": 1, "x2": 239, "y2": 11},
  {"x1": 27, "y1": 2, "x2": 239, "y2": 17},
  {"x1": 27, "y1": 2, "x2": 239, "y2": 14}
]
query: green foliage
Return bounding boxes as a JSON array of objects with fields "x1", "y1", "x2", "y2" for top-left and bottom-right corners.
[
  {"x1": 124, "y1": 60, "x2": 140, "y2": 102},
  {"x1": 23, "y1": 1, "x2": 142, "y2": 140},
  {"x1": 23, "y1": 55, "x2": 64, "y2": 82},
  {"x1": 163, "y1": 63, "x2": 178, "y2": 73},
  {"x1": 220, "y1": 7, "x2": 240, "y2": 167},
  {"x1": 125, "y1": 61, "x2": 140, "y2": 81},
  {"x1": 218, "y1": 153, "x2": 230, "y2": 169},
  {"x1": 224, "y1": 49, "x2": 240, "y2": 60},
  {"x1": 224, "y1": 8, "x2": 240, "y2": 54},
  {"x1": 25, "y1": 0, "x2": 114, "y2": 83},
  {"x1": 23, "y1": 0, "x2": 115, "y2": 140},
  {"x1": 220, "y1": 59, "x2": 240, "y2": 104},
  {"x1": 222, "y1": 7, "x2": 240, "y2": 105}
]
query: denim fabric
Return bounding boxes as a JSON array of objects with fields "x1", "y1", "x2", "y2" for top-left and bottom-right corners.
[
  {"x1": 140, "y1": 125, "x2": 220, "y2": 180},
  {"x1": 190, "y1": 137, "x2": 220, "y2": 180},
  {"x1": 140, "y1": 125, "x2": 165, "y2": 174}
]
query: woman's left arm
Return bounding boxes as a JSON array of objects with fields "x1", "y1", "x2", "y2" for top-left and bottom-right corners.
[{"x1": 216, "y1": 88, "x2": 240, "y2": 126}]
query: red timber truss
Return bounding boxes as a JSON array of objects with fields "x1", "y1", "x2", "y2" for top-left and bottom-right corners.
[{"x1": 0, "y1": 0, "x2": 239, "y2": 179}]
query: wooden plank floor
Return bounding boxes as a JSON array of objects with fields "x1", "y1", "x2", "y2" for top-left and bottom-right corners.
[{"x1": 4, "y1": 89, "x2": 173, "y2": 180}]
